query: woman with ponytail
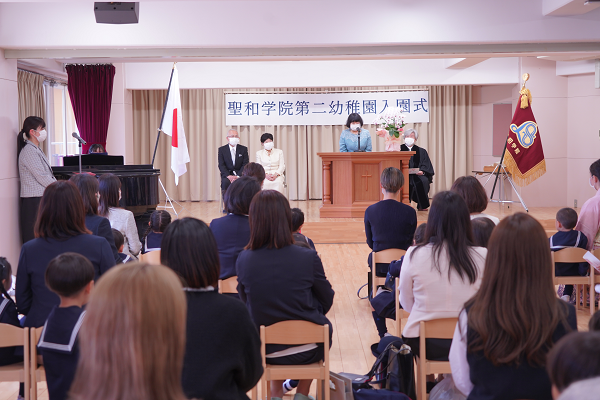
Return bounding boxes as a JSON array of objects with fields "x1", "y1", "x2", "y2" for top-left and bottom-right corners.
[{"x1": 18, "y1": 116, "x2": 56, "y2": 244}]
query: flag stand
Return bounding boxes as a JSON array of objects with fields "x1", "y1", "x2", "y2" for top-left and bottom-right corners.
[
  {"x1": 152, "y1": 62, "x2": 193, "y2": 219},
  {"x1": 485, "y1": 142, "x2": 529, "y2": 212}
]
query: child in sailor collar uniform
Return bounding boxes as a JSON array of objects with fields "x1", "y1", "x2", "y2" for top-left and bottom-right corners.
[
  {"x1": 141, "y1": 210, "x2": 171, "y2": 255},
  {"x1": 112, "y1": 229, "x2": 135, "y2": 263},
  {"x1": 0, "y1": 257, "x2": 21, "y2": 367},
  {"x1": 38, "y1": 253, "x2": 94, "y2": 400}
]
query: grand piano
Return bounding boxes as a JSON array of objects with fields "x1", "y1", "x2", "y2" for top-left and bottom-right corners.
[{"x1": 52, "y1": 155, "x2": 160, "y2": 217}]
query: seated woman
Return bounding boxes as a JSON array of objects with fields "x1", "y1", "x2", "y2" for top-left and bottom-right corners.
[
  {"x1": 15, "y1": 181, "x2": 115, "y2": 329},
  {"x1": 256, "y1": 133, "x2": 285, "y2": 194},
  {"x1": 401, "y1": 128, "x2": 434, "y2": 211},
  {"x1": 449, "y1": 213, "x2": 577, "y2": 400},
  {"x1": 399, "y1": 191, "x2": 486, "y2": 360},
  {"x1": 210, "y1": 176, "x2": 261, "y2": 286},
  {"x1": 365, "y1": 167, "x2": 417, "y2": 293},
  {"x1": 69, "y1": 263, "x2": 188, "y2": 400},
  {"x1": 451, "y1": 175, "x2": 500, "y2": 224},
  {"x1": 575, "y1": 159, "x2": 600, "y2": 250},
  {"x1": 142, "y1": 210, "x2": 171, "y2": 254},
  {"x1": 242, "y1": 162, "x2": 266, "y2": 187},
  {"x1": 98, "y1": 173, "x2": 142, "y2": 258},
  {"x1": 161, "y1": 217, "x2": 262, "y2": 400},
  {"x1": 87, "y1": 144, "x2": 107, "y2": 154},
  {"x1": 237, "y1": 190, "x2": 335, "y2": 400},
  {"x1": 339, "y1": 113, "x2": 372, "y2": 152},
  {"x1": 69, "y1": 173, "x2": 121, "y2": 264}
]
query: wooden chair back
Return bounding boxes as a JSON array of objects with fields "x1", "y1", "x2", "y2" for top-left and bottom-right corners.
[
  {"x1": 394, "y1": 277, "x2": 409, "y2": 337},
  {"x1": 551, "y1": 247, "x2": 589, "y2": 310},
  {"x1": 30, "y1": 327, "x2": 45, "y2": 400},
  {"x1": 371, "y1": 249, "x2": 406, "y2": 298},
  {"x1": 417, "y1": 318, "x2": 457, "y2": 400},
  {"x1": 139, "y1": 250, "x2": 161, "y2": 264},
  {"x1": 589, "y1": 249, "x2": 600, "y2": 315},
  {"x1": 0, "y1": 324, "x2": 30, "y2": 400},
  {"x1": 260, "y1": 321, "x2": 330, "y2": 400},
  {"x1": 218, "y1": 276, "x2": 238, "y2": 294}
]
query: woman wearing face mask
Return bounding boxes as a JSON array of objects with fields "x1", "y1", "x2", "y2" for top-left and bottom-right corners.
[
  {"x1": 575, "y1": 159, "x2": 600, "y2": 251},
  {"x1": 17, "y1": 116, "x2": 56, "y2": 243},
  {"x1": 98, "y1": 173, "x2": 142, "y2": 258},
  {"x1": 401, "y1": 128, "x2": 434, "y2": 211},
  {"x1": 256, "y1": 133, "x2": 286, "y2": 194},
  {"x1": 339, "y1": 113, "x2": 372, "y2": 152}
]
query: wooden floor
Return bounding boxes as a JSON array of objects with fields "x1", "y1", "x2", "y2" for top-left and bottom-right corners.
[{"x1": 0, "y1": 200, "x2": 591, "y2": 400}]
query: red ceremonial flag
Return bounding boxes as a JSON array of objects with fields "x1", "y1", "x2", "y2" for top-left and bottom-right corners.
[{"x1": 502, "y1": 93, "x2": 546, "y2": 186}]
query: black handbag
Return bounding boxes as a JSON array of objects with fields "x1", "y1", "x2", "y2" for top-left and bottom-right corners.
[{"x1": 368, "y1": 341, "x2": 416, "y2": 400}]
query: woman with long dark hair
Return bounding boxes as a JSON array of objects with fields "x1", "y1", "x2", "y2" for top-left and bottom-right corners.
[
  {"x1": 17, "y1": 116, "x2": 56, "y2": 243},
  {"x1": 398, "y1": 191, "x2": 486, "y2": 360},
  {"x1": 69, "y1": 174, "x2": 121, "y2": 264},
  {"x1": 236, "y1": 190, "x2": 335, "y2": 400},
  {"x1": 98, "y1": 173, "x2": 141, "y2": 257},
  {"x1": 161, "y1": 217, "x2": 262, "y2": 400},
  {"x1": 449, "y1": 213, "x2": 576, "y2": 399},
  {"x1": 15, "y1": 181, "x2": 115, "y2": 329}
]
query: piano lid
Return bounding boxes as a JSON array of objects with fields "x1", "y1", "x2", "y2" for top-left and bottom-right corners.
[{"x1": 63, "y1": 154, "x2": 124, "y2": 167}]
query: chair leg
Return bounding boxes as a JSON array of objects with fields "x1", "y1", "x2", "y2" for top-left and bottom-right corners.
[
  {"x1": 317, "y1": 378, "x2": 322, "y2": 400},
  {"x1": 592, "y1": 285, "x2": 596, "y2": 316}
]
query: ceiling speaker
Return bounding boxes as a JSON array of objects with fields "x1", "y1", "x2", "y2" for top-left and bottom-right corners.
[{"x1": 94, "y1": 2, "x2": 139, "y2": 24}]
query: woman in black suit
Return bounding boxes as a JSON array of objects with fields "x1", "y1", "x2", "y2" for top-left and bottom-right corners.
[
  {"x1": 70, "y1": 174, "x2": 121, "y2": 264},
  {"x1": 236, "y1": 190, "x2": 335, "y2": 400},
  {"x1": 16, "y1": 181, "x2": 115, "y2": 328}
]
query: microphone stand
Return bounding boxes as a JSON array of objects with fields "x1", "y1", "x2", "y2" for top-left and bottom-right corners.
[
  {"x1": 78, "y1": 141, "x2": 82, "y2": 174},
  {"x1": 354, "y1": 129, "x2": 366, "y2": 152}
]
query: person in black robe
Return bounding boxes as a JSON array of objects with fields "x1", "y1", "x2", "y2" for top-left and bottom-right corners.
[{"x1": 400, "y1": 129, "x2": 434, "y2": 210}]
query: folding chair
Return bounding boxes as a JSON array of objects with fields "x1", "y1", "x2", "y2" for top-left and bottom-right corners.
[
  {"x1": 551, "y1": 247, "x2": 589, "y2": 311},
  {"x1": 394, "y1": 277, "x2": 410, "y2": 337},
  {"x1": 30, "y1": 327, "x2": 45, "y2": 400},
  {"x1": 260, "y1": 321, "x2": 329, "y2": 400},
  {"x1": 416, "y1": 318, "x2": 457, "y2": 400},
  {"x1": 0, "y1": 324, "x2": 29, "y2": 400},
  {"x1": 371, "y1": 249, "x2": 406, "y2": 298}
]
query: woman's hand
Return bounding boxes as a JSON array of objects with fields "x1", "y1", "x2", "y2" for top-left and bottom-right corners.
[{"x1": 266, "y1": 173, "x2": 277, "y2": 181}]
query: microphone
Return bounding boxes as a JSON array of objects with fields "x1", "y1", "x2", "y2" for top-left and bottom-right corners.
[
  {"x1": 72, "y1": 132, "x2": 87, "y2": 145},
  {"x1": 357, "y1": 130, "x2": 361, "y2": 151}
]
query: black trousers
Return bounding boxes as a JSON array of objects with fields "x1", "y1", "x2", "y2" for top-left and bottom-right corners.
[
  {"x1": 20, "y1": 197, "x2": 41, "y2": 244},
  {"x1": 402, "y1": 336, "x2": 451, "y2": 361}
]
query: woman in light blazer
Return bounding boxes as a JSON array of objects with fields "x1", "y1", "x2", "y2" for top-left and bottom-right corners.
[
  {"x1": 256, "y1": 133, "x2": 285, "y2": 194},
  {"x1": 17, "y1": 116, "x2": 56, "y2": 244}
]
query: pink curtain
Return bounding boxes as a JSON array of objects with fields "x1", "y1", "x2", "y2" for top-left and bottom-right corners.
[{"x1": 66, "y1": 64, "x2": 116, "y2": 153}]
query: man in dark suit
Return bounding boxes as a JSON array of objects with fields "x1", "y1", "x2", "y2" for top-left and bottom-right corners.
[{"x1": 218, "y1": 129, "x2": 250, "y2": 198}]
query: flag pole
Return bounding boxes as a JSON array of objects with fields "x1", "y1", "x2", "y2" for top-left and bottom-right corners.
[{"x1": 151, "y1": 62, "x2": 177, "y2": 167}]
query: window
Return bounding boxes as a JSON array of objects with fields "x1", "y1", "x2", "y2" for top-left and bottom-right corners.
[{"x1": 43, "y1": 83, "x2": 79, "y2": 166}]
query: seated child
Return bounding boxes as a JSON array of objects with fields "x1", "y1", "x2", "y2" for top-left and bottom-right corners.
[
  {"x1": 547, "y1": 332, "x2": 600, "y2": 399},
  {"x1": 370, "y1": 223, "x2": 427, "y2": 338},
  {"x1": 471, "y1": 217, "x2": 496, "y2": 248},
  {"x1": 550, "y1": 208, "x2": 589, "y2": 302},
  {"x1": 38, "y1": 253, "x2": 94, "y2": 400},
  {"x1": 291, "y1": 208, "x2": 315, "y2": 250},
  {"x1": 0, "y1": 257, "x2": 21, "y2": 367},
  {"x1": 589, "y1": 310, "x2": 600, "y2": 332},
  {"x1": 142, "y1": 210, "x2": 172, "y2": 254},
  {"x1": 113, "y1": 229, "x2": 135, "y2": 263}
]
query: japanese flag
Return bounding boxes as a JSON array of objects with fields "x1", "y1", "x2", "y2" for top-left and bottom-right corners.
[{"x1": 160, "y1": 65, "x2": 190, "y2": 186}]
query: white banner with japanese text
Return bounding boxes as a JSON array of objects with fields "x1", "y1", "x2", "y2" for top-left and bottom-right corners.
[{"x1": 225, "y1": 91, "x2": 429, "y2": 126}]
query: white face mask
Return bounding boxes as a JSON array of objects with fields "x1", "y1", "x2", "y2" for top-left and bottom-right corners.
[
  {"x1": 228, "y1": 137, "x2": 240, "y2": 146},
  {"x1": 264, "y1": 142, "x2": 274, "y2": 151},
  {"x1": 404, "y1": 137, "x2": 415, "y2": 147},
  {"x1": 118, "y1": 189, "x2": 122, "y2": 201},
  {"x1": 36, "y1": 129, "x2": 47, "y2": 142},
  {"x1": 350, "y1": 124, "x2": 361, "y2": 132},
  {"x1": 590, "y1": 176, "x2": 597, "y2": 189}
]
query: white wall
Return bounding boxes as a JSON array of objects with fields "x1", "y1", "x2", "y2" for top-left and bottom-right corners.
[
  {"x1": 125, "y1": 58, "x2": 520, "y2": 89},
  {"x1": 106, "y1": 63, "x2": 134, "y2": 164},
  {"x1": 0, "y1": 49, "x2": 20, "y2": 268}
]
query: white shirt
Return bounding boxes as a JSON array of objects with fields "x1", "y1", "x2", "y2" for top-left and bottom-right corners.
[
  {"x1": 107, "y1": 207, "x2": 142, "y2": 256},
  {"x1": 229, "y1": 144, "x2": 237, "y2": 165},
  {"x1": 449, "y1": 310, "x2": 472, "y2": 396}
]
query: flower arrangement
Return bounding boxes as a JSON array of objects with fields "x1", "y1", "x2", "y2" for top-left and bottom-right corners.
[{"x1": 373, "y1": 107, "x2": 406, "y2": 138}]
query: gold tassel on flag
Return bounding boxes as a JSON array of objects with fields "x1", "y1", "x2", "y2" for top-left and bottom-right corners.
[{"x1": 519, "y1": 73, "x2": 532, "y2": 109}]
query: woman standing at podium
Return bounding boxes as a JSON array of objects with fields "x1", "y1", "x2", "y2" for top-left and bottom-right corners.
[
  {"x1": 17, "y1": 116, "x2": 56, "y2": 244},
  {"x1": 339, "y1": 113, "x2": 372, "y2": 152}
]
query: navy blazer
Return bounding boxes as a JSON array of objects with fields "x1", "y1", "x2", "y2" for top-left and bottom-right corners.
[
  {"x1": 210, "y1": 214, "x2": 251, "y2": 280},
  {"x1": 218, "y1": 144, "x2": 249, "y2": 190},
  {"x1": 365, "y1": 199, "x2": 417, "y2": 252},
  {"x1": 85, "y1": 214, "x2": 121, "y2": 264},
  {"x1": 16, "y1": 234, "x2": 115, "y2": 328},
  {"x1": 236, "y1": 245, "x2": 335, "y2": 353}
]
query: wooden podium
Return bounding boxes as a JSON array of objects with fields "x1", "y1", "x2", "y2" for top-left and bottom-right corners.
[{"x1": 317, "y1": 151, "x2": 415, "y2": 218}]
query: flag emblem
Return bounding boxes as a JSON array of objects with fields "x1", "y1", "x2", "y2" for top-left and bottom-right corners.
[{"x1": 510, "y1": 121, "x2": 538, "y2": 149}]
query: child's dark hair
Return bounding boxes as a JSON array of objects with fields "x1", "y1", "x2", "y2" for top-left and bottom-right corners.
[
  {"x1": 144, "y1": 210, "x2": 172, "y2": 240},
  {"x1": 556, "y1": 207, "x2": 578, "y2": 230},
  {"x1": 547, "y1": 331, "x2": 600, "y2": 392},
  {"x1": 0, "y1": 257, "x2": 15, "y2": 308},
  {"x1": 291, "y1": 208, "x2": 305, "y2": 233},
  {"x1": 112, "y1": 228, "x2": 125, "y2": 251},
  {"x1": 45, "y1": 253, "x2": 95, "y2": 298},
  {"x1": 472, "y1": 217, "x2": 496, "y2": 248},
  {"x1": 414, "y1": 223, "x2": 427, "y2": 245},
  {"x1": 589, "y1": 310, "x2": 600, "y2": 332}
]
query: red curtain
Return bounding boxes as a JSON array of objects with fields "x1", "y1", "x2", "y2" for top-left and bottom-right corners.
[{"x1": 66, "y1": 64, "x2": 116, "y2": 153}]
